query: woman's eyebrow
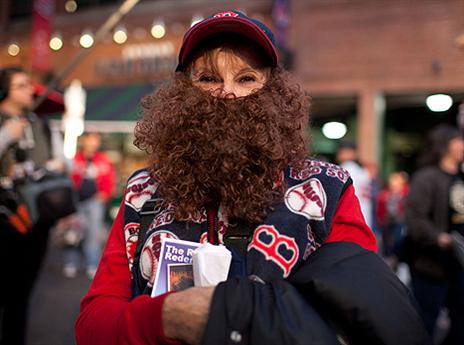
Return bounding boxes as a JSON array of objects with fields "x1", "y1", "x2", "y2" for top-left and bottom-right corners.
[
  {"x1": 236, "y1": 67, "x2": 258, "y2": 74},
  {"x1": 191, "y1": 67, "x2": 215, "y2": 77}
]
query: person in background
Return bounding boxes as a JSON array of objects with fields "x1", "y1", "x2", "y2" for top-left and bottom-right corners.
[
  {"x1": 75, "y1": 11, "x2": 428, "y2": 345},
  {"x1": 406, "y1": 124, "x2": 464, "y2": 344},
  {"x1": 0, "y1": 67, "x2": 55, "y2": 345},
  {"x1": 65, "y1": 131, "x2": 116, "y2": 279},
  {"x1": 377, "y1": 171, "x2": 409, "y2": 270},
  {"x1": 336, "y1": 141, "x2": 374, "y2": 229},
  {"x1": 365, "y1": 161, "x2": 384, "y2": 246}
]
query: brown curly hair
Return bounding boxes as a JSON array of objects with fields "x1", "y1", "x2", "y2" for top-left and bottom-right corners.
[{"x1": 134, "y1": 68, "x2": 310, "y2": 222}]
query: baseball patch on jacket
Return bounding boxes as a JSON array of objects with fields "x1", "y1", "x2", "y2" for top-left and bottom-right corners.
[
  {"x1": 139, "y1": 230, "x2": 178, "y2": 286},
  {"x1": 125, "y1": 171, "x2": 159, "y2": 212},
  {"x1": 284, "y1": 178, "x2": 327, "y2": 221}
]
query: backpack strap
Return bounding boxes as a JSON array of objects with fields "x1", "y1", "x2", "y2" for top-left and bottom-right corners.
[
  {"x1": 223, "y1": 219, "x2": 256, "y2": 257},
  {"x1": 131, "y1": 197, "x2": 167, "y2": 297},
  {"x1": 133, "y1": 197, "x2": 166, "y2": 262}
]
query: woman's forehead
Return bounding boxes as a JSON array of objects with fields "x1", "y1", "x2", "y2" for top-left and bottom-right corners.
[{"x1": 192, "y1": 44, "x2": 270, "y2": 71}]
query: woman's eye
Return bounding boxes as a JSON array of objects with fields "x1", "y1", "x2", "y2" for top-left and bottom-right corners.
[
  {"x1": 199, "y1": 75, "x2": 218, "y2": 83},
  {"x1": 239, "y1": 75, "x2": 257, "y2": 83}
]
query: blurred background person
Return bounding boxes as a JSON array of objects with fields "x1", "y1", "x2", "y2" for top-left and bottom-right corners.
[
  {"x1": 365, "y1": 161, "x2": 384, "y2": 245},
  {"x1": 0, "y1": 66, "x2": 56, "y2": 345},
  {"x1": 376, "y1": 171, "x2": 409, "y2": 270},
  {"x1": 64, "y1": 131, "x2": 116, "y2": 279},
  {"x1": 336, "y1": 141, "x2": 374, "y2": 230},
  {"x1": 405, "y1": 124, "x2": 464, "y2": 344}
]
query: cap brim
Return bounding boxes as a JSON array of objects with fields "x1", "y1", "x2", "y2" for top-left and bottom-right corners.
[{"x1": 178, "y1": 16, "x2": 278, "y2": 70}]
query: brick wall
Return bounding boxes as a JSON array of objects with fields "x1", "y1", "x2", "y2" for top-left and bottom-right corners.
[{"x1": 290, "y1": 0, "x2": 464, "y2": 95}]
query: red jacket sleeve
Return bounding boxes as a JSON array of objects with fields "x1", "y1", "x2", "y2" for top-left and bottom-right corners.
[
  {"x1": 324, "y1": 183, "x2": 378, "y2": 252},
  {"x1": 75, "y1": 201, "x2": 180, "y2": 345}
]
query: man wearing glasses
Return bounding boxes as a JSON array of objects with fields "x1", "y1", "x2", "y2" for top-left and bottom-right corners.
[{"x1": 0, "y1": 66, "x2": 54, "y2": 345}]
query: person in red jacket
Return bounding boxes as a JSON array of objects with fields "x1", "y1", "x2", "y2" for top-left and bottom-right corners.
[
  {"x1": 65, "y1": 131, "x2": 115, "y2": 278},
  {"x1": 376, "y1": 171, "x2": 409, "y2": 269},
  {"x1": 75, "y1": 11, "x2": 386, "y2": 345}
]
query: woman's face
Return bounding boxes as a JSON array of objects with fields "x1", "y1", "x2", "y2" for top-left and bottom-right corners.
[{"x1": 190, "y1": 45, "x2": 269, "y2": 98}]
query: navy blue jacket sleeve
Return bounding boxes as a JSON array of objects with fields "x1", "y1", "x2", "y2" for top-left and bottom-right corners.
[{"x1": 201, "y1": 242, "x2": 430, "y2": 345}]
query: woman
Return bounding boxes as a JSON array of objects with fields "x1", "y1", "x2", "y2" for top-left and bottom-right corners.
[{"x1": 76, "y1": 11, "x2": 428, "y2": 345}]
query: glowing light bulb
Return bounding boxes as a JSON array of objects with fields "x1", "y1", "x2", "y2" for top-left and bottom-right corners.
[
  {"x1": 426, "y1": 94, "x2": 453, "y2": 112},
  {"x1": 113, "y1": 26, "x2": 128, "y2": 44},
  {"x1": 80, "y1": 31, "x2": 94, "y2": 48},
  {"x1": 322, "y1": 122, "x2": 347, "y2": 139},
  {"x1": 65, "y1": 0, "x2": 77, "y2": 13},
  {"x1": 7, "y1": 43, "x2": 20, "y2": 56},
  {"x1": 151, "y1": 21, "x2": 166, "y2": 39},
  {"x1": 50, "y1": 34, "x2": 63, "y2": 51}
]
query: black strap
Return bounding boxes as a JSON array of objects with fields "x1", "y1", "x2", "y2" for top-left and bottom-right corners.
[
  {"x1": 133, "y1": 198, "x2": 166, "y2": 260},
  {"x1": 223, "y1": 219, "x2": 257, "y2": 257}
]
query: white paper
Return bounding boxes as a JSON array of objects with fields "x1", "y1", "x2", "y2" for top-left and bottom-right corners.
[{"x1": 192, "y1": 243, "x2": 232, "y2": 287}]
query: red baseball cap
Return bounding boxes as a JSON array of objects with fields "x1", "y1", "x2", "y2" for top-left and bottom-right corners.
[{"x1": 177, "y1": 11, "x2": 278, "y2": 71}]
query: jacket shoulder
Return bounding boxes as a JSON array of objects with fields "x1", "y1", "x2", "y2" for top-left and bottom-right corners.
[
  {"x1": 287, "y1": 158, "x2": 351, "y2": 186},
  {"x1": 411, "y1": 166, "x2": 441, "y2": 180},
  {"x1": 124, "y1": 168, "x2": 159, "y2": 212}
]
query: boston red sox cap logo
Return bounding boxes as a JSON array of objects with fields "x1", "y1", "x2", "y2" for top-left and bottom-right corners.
[
  {"x1": 213, "y1": 11, "x2": 239, "y2": 18},
  {"x1": 284, "y1": 178, "x2": 327, "y2": 221},
  {"x1": 249, "y1": 225, "x2": 299, "y2": 278}
]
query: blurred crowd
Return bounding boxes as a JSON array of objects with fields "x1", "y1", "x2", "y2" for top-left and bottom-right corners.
[{"x1": 333, "y1": 127, "x2": 464, "y2": 344}]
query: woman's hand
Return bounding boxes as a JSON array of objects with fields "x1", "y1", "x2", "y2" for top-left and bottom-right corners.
[{"x1": 162, "y1": 286, "x2": 215, "y2": 345}]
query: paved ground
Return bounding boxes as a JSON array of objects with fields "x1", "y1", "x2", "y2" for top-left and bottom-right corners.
[{"x1": 27, "y1": 243, "x2": 92, "y2": 345}]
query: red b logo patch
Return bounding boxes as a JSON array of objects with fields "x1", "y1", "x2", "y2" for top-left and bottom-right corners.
[{"x1": 248, "y1": 225, "x2": 299, "y2": 277}]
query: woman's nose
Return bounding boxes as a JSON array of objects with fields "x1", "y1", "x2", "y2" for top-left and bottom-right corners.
[{"x1": 217, "y1": 80, "x2": 237, "y2": 98}]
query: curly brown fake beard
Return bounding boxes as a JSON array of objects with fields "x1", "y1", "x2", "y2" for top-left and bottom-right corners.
[{"x1": 134, "y1": 68, "x2": 310, "y2": 223}]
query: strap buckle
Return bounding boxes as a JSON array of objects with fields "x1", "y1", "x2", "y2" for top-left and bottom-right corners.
[{"x1": 139, "y1": 198, "x2": 166, "y2": 216}]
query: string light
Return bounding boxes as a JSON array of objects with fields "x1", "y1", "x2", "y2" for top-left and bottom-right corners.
[
  {"x1": 7, "y1": 43, "x2": 20, "y2": 56},
  {"x1": 113, "y1": 25, "x2": 128, "y2": 44},
  {"x1": 79, "y1": 30, "x2": 94, "y2": 48},
  {"x1": 151, "y1": 20, "x2": 166, "y2": 39},
  {"x1": 50, "y1": 33, "x2": 63, "y2": 51},
  {"x1": 65, "y1": 0, "x2": 77, "y2": 13}
]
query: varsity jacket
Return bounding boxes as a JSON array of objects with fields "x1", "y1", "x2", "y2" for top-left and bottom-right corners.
[{"x1": 75, "y1": 159, "x2": 377, "y2": 345}]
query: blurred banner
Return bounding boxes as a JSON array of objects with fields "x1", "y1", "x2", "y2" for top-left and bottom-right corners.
[
  {"x1": 31, "y1": 0, "x2": 54, "y2": 72},
  {"x1": 272, "y1": 0, "x2": 293, "y2": 69},
  {"x1": 272, "y1": 0, "x2": 290, "y2": 50}
]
